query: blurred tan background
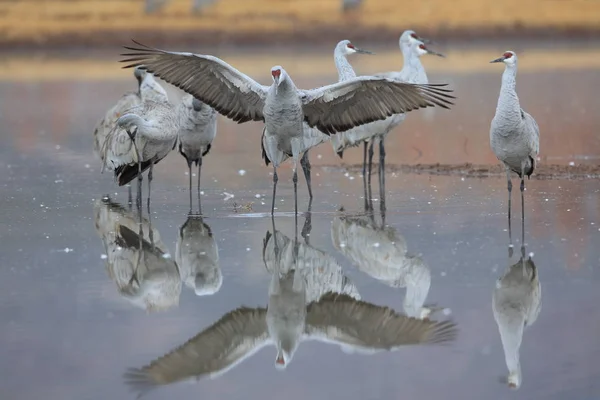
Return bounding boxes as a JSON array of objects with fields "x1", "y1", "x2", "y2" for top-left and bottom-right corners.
[{"x1": 1, "y1": 0, "x2": 599, "y2": 48}]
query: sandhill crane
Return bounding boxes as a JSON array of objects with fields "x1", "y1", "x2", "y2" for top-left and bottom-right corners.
[
  {"x1": 175, "y1": 214, "x2": 221, "y2": 296},
  {"x1": 101, "y1": 98, "x2": 179, "y2": 208},
  {"x1": 93, "y1": 68, "x2": 167, "y2": 204},
  {"x1": 490, "y1": 51, "x2": 540, "y2": 237},
  {"x1": 120, "y1": 40, "x2": 455, "y2": 214},
  {"x1": 331, "y1": 31, "x2": 443, "y2": 193},
  {"x1": 331, "y1": 201, "x2": 436, "y2": 319},
  {"x1": 176, "y1": 94, "x2": 217, "y2": 213},
  {"x1": 493, "y1": 243, "x2": 541, "y2": 389},
  {"x1": 124, "y1": 290, "x2": 456, "y2": 395},
  {"x1": 94, "y1": 197, "x2": 182, "y2": 313}
]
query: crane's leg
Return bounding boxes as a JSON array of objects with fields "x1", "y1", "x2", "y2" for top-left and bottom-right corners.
[
  {"x1": 368, "y1": 140, "x2": 374, "y2": 193},
  {"x1": 292, "y1": 164, "x2": 298, "y2": 217},
  {"x1": 505, "y1": 166, "x2": 513, "y2": 257},
  {"x1": 362, "y1": 141, "x2": 368, "y2": 180},
  {"x1": 198, "y1": 155, "x2": 203, "y2": 215},
  {"x1": 126, "y1": 128, "x2": 143, "y2": 209},
  {"x1": 271, "y1": 166, "x2": 278, "y2": 215},
  {"x1": 187, "y1": 160, "x2": 193, "y2": 215},
  {"x1": 520, "y1": 164, "x2": 526, "y2": 249},
  {"x1": 301, "y1": 201, "x2": 312, "y2": 245},
  {"x1": 147, "y1": 163, "x2": 153, "y2": 215},
  {"x1": 265, "y1": 135, "x2": 280, "y2": 216},
  {"x1": 291, "y1": 137, "x2": 303, "y2": 217},
  {"x1": 379, "y1": 136, "x2": 386, "y2": 190},
  {"x1": 127, "y1": 185, "x2": 133, "y2": 208},
  {"x1": 379, "y1": 138, "x2": 386, "y2": 218},
  {"x1": 300, "y1": 151, "x2": 313, "y2": 200}
]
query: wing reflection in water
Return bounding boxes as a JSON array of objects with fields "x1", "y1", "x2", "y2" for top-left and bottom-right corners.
[
  {"x1": 94, "y1": 196, "x2": 182, "y2": 313},
  {"x1": 331, "y1": 206, "x2": 435, "y2": 319},
  {"x1": 124, "y1": 215, "x2": 457, "y2": 398},
  {"x1": 176, "y1": 214, "x2": 222, "y2": 296},
  {"x1": 492, "y1": 207, "x2": 542, "y2": 390}
]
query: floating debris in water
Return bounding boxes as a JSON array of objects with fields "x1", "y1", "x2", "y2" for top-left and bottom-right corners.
[
  {"x1": 223, "y1": 192, "x2": 234, "y2": 201},
  {"x1": 440, "y1": 271, "x2": 447, "y2": 277},
  {"x1": 54, "y1": 179, "x2": 63, "y2": 183},
  {"x1": 100, "y1": 254, "x2": 107, "y2": 259},
  {"x1": 246, "y1": 248, "x2": 251, "y2": 252},
  {"x1": 442, "y1": 308, "x2": 452, "y2": 316},
  {"x1": 63, "y1": 248, "x2": 73, "y2": 253},
  {"x1": 569, "y1": 161, "x2": 575, "y2": 166},
  {"x1": 529, "y1": 252, "x2": 535, "y2": 257},
  {"x1": 84, "y1": 164, "x2": 90, "y2": 169},
  {"x1": 238, "y1": 169, "x2": 246, "y2": 176},
  {"x1": 162, "y1": 253, "x2": 172, "y2": 259},
  {"x1": 255, "y1": 194, "x2": 261, "y2": 199},
  {"x1": 373, "y1": 242, "x2": 380, "y2": 248}
]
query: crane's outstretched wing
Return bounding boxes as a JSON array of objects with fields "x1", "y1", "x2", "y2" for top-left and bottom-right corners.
[
  {"x1": 304, "y1": 292, "x2": 457, "y2": 351},
  {"x1": 124, "y1": 307, "x2": 269, "y2": 398},
  {"x1": 301, "y1": 77, "x2": 455, "y2": 134},
  {"x1": 121, "y1": 40, "x2": 269, "y2": 124}
]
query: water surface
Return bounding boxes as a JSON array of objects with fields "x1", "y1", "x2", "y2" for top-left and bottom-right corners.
[{"x1": 1, "y1": 44, "x2": 599, "y2": 400}]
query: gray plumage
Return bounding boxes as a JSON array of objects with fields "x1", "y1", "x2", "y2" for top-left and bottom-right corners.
[
  {"x1": 331, "y1": 32, "x2": 445, "y2": 187},
  {"x1": 94, "y1": 68, "x2": 168, "y2": 186},
  {"x1": 94, "y1": 197, "x2": 181, "y2": 313},
  {"x1": 490, "y1": 51, "x2": 540, "y2": 183},
  {"x1": 124, "y1": 291, "x2": 457, "y2": 395},
  {"x1": 102, "y1": 99, "x2": 179, "y2": 186},
  {"x1": 262, "y1": 229, "x2": 361, "y2": 303},
  {"x1": 99, "y1": 71, "x2": 176, "y2": 187},
  {"x1": 175, "y1": 215, "x2": 221, "y2": 296},
  {"x1": 92, "y1": 68, "x2": 143, "y2": 163},
  {"x1": 492, "y1": 251, "x2": 541, "y2": 389},
  {"x1": 331, "y1": 213, "x2": 434, "y2": 319},
  {"x1": 120, "y1": 40, "x2": 455, "y2": 210},
  {"x1": 176, "y1": 94, "x2": 217, "y2": 212}
]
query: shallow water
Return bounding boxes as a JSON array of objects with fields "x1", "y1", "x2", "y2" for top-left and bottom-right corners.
[{"x1": 1, "y1": 43, "x2": 600, "y2": 400}]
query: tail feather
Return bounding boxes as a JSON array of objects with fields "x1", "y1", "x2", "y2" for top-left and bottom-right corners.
[{"x1": 116, "y1": 160, "x2": 154, "y2": 186}]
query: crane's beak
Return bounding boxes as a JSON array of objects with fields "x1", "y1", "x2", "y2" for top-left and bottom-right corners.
[
  {"x1": 490, "y1": 56, "x2": 506, "y2": 63},
  {"x1": 417, "y1": 36, "x2": 433, "y2": 44},
  {"x1": 354, "y1": 47, "x2": 375, "y2": 55},
  {"x1": 425, "y1": 48, "x2": 445, "y2": 58}
]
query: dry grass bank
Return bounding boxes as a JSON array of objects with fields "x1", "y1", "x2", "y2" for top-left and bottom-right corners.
[{"x1": 0, "y1": 0, "x2": 599, "y2": 48}]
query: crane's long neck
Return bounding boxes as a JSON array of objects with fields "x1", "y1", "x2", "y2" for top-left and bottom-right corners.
[
  {"x1": 118, "y1": 114, "x2": 164, "y2": 141},
  {"x1": 495, "y1": 65, "x2": 521, "y2": 126},
  {"x1": 497, "y1": 312, "x2": 524, "y2": 387},
  {"x1": 401, "y1": 48, "x2": 427, "y2": 84},
  {"x1": 401, "y1": 257, "x2": 431, "y2": 318},
  {"x1": 334, "y1": 51, "x2": 356, "y2": 82}
]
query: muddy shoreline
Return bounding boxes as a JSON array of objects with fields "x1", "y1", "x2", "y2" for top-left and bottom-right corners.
[
  {"x1": 2, "y1": 25, "x2": 600, "y2": 51},
  {"x1": 324, "y1": 163, "x2": 600, "y2": 180}
]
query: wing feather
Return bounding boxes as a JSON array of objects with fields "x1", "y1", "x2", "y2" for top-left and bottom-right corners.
[
  {"x1": 302, "y1": 78, "x2": 455, "y2": 134},
  {"x1": 121, "y1": 40, "x2": 268, "y2": 124}
]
